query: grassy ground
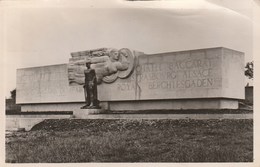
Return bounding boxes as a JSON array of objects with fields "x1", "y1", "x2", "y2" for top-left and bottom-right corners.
[{"x1": 6, "y1": 119, "x2": 253, "y2": 163}]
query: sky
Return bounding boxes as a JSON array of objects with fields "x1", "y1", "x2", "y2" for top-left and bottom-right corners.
[{"x1": 1, "y1": 0, "x2": 255, "y2": 98}]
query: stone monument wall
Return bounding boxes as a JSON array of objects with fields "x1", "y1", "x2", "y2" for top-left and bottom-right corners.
[
  {"x1": 16, "y1": 47, "x2": 244, "y2": 111},
  {"x1": 16, "y1": 64, "x2": 84, "y2": 104},
  {"x1": 99, "y1": 47, "x2": 244, "y2": 101}
]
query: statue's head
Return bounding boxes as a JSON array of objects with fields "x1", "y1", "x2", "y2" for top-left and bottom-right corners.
[
  {"x1": 110, "y1": 49, "x2": 119, "y2": 61},
  {"x1": 86, "y1": 62, "x2": 91, "y2": 69}
]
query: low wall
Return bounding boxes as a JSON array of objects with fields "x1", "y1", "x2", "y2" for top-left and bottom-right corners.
[{"x1": 6, "y1": 115, "x2": 72, "y2": 131}]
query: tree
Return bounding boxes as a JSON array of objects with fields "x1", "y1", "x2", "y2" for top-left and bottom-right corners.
[
  {"x1": 245, "y1": 61, "x2": 253, "y2": 79},
  {"x1": 10, "y1": 89, "x2": 16, "y2": 101}
]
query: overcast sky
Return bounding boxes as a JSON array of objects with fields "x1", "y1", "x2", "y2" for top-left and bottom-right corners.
[{"x1": 1, "y1": 0, "x2": 254, "y2": 97}]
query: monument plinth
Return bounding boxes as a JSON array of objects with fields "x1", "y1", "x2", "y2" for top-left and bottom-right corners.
[
  {"x1": 73, "y1": 108, "x2": 104, "y2": 118},
  {"x1": 16, "y1": 47, "x2": 245, "y2": 112}
]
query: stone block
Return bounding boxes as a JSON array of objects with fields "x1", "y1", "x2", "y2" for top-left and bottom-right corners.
[
  {"x1": 20, "y1": 103, "x2": 85, "y2": 112},
  {"x1": 98, "y1": 47, "x2": 244, "y2": 101},
  {"x1": 16, "y1": 47, "x2": 244, "y2": 111},
  {"x1": 16, "y1": 64, "x2": 85, "y2": 104},
  {"x1": 106, "y1": 99, "x2": 238, "y2": 110},
  {"x1": 73, "y1": 109, "x2": 104, "y2": 118}
]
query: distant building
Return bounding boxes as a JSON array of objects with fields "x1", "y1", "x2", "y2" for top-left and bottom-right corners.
[
  {"x1": 245, "y1": 86, "x2": 253, "y2": 105},
  {"x1": 5, "y1": 98, "x2": 21, "y2": 114}
]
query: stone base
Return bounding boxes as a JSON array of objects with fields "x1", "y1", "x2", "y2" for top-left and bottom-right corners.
[
  {"x1": 20, "y1": 98, "x2": 240, "y2": 113},
  {"x1": 73, "y1": 109, "x2": 104, "y2": 118},
  {"x1": 21, "y1": 103, "x2": 85, "y2": 112},
  {"x1": 106, "y1": 98, "x2": 239, "y2": 111}
]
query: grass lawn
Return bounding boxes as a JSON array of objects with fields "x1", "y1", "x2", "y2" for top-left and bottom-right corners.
[{"x1": 6, "y1": 119, "x2": 253, "y2": 163}]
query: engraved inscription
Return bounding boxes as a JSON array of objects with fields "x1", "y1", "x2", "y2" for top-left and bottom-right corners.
[
  {"x1": 116, "y1": 56, "x2": 221, "y2": 92},
  {"x1": 16, "y1": 65, "x2": 85, "y2": 103}
]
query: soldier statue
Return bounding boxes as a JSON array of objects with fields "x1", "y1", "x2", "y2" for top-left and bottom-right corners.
[{"x1": 81, "y1": 62, "x2": 100, "y2": 109}]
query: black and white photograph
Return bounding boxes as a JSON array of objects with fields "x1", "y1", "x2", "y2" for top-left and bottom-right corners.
[{"x1": 1, "y1": 0, "x2": 259, "y2": 164}]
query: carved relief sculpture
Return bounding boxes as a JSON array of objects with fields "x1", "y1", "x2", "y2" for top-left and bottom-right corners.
[
  {"x1": 68, "y1": 48, "x2": 139, "y2": 108},
  {"x1": 68, "y1": 48, "x2": 136, "y2": 85}
]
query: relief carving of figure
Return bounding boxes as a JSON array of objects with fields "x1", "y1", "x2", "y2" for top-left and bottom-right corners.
[
  {"x1": 68, "y1": 48, "x2": 136, "y2": 85},
  {"x1": 68, "y1": 48, "x2": 143, "y2": 109}
]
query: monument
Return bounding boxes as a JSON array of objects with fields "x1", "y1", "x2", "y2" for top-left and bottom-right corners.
[
  {"x1": 16, "y1": 47, "x2": 245, "y2": 112},
  {"x1": 67, "y1": 47, "x2": 139, "y2": 116}
]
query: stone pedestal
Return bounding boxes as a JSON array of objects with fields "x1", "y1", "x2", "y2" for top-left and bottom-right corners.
[
  {"x1": 73, "y1": 109, "x2": 104, "y2": 119},
  {"x1": 106, "y1": 98, "x2": 239, "y2": 110}
]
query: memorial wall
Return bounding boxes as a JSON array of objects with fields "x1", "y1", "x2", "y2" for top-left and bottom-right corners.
[
  {"x1": 16, "y1": 47, "x2": 244, "y2": 111},
  {"x1": 16, "y1": 64, "x2": 84, "y2": 104},
  {"x1": 98, "y1": 47, "x2": 244, "y2": 101}
]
